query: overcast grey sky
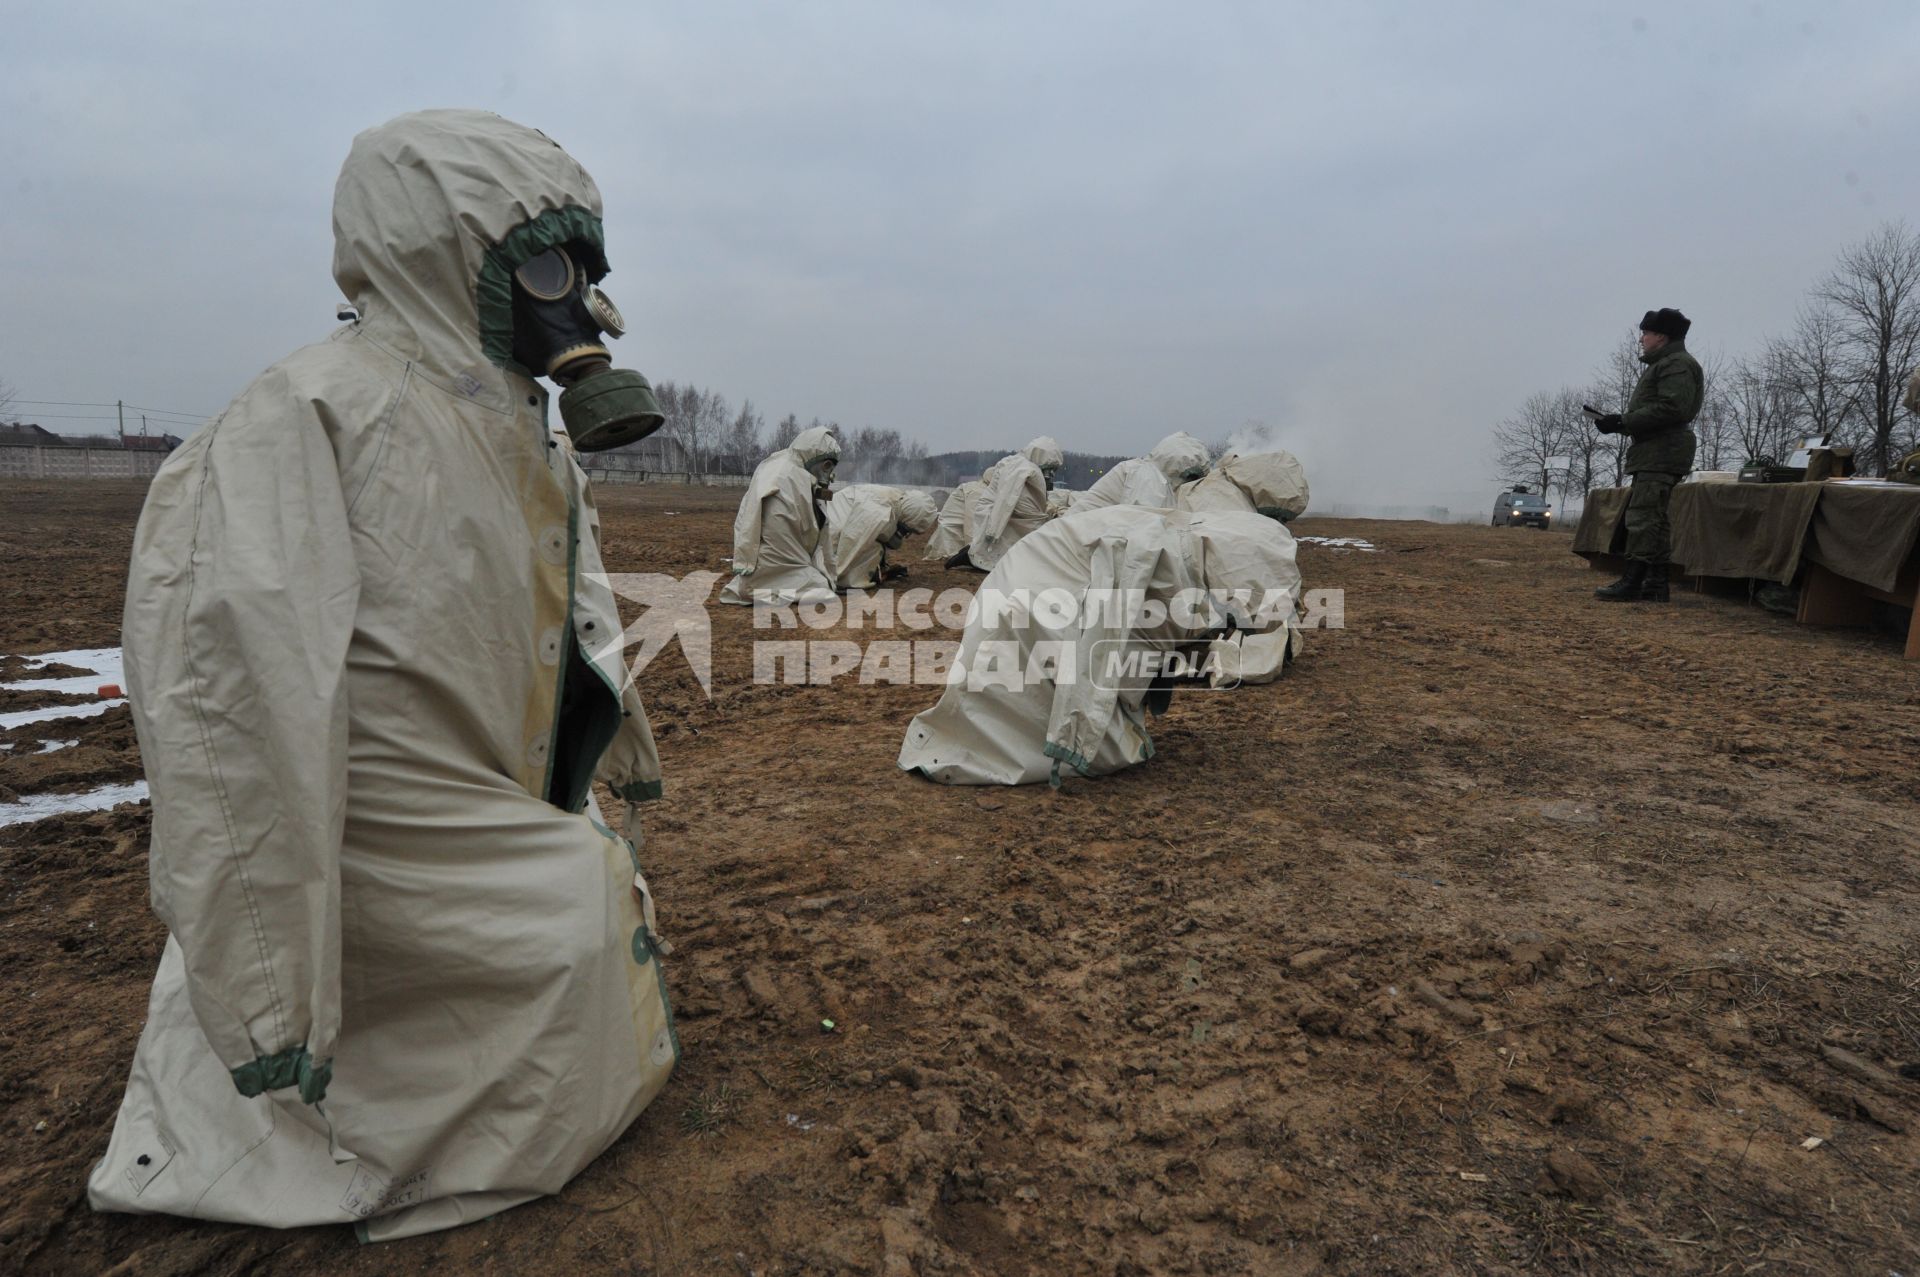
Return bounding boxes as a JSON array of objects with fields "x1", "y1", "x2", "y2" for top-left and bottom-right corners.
[{"x1": 4, "y1": 1, "x2": 1917, "y2": 512}]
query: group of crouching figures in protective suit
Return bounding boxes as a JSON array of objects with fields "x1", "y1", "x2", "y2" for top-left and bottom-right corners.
[
  {"x1": 719, "y1": 426, "x2": 939, "y2": 603},
  {"x1": 717, "y1": 422, "x2": 1314, "y2": 789},
  {"x1": 88, "y1": 109, "x2": 1318, "y2": 1244},
  {"x1": 897, "y1": 434, "x2": 1312, "y2": 786}
]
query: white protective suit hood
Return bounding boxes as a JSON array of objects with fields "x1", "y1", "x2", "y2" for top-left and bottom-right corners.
[
  {"x1": 1149, "y1": 432, "x2": 1212, "y2": 483},
  {"x1": 790, "y1": 425, "x2": 842, "y2": 470},
  {"x1": 334, "y1": 110, "x2": 608, "y2": 400},
  {"x1": 899, "y1": 507, "x2": 1300, "y2": 786},
  {"x1": 90, "y1": 110, "x2": 678, "y2": 1241},
  {"x1": 1178, "y1": 450, "x2": 1310, "y2": 522},
  {"x1": 924, "y1": 481, "x2": 982, "y2": 560},
  {"x1": 967, "y1": 436, "x2": 1063, "y2": 571},
  {"x1": 825, "y1": 485, "x2": 938, "y2": 589},
  {"x1": 894, "y1": 488, "x2": 939, "y2": 535},
  {"x1": 1175, "y1": 449, "x2": 1312, "y2": 682},
  {"x1": 720, "y1": 426, "x2": 841, "y2": 604},
  {"x1": 1074, "y1": 433, "x2": 1210, "y2": 513},
  {"x1": 1020, "y1": 435, "x2": 1065, "y2": 471}
]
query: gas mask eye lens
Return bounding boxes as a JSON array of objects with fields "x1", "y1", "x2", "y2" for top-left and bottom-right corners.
[
  {"x1": 507, "y1": 237, "x2": 662, "y2": 452},
  {"x1": 585, "y1": 285, "x2": 626, "y2": 339},
  {"x1": 514, "y1": 248, "x2": 576, "y2": 301}
]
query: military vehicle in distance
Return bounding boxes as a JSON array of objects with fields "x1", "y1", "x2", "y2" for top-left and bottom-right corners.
[{"x1": 1492, "y1": 487, "x2": 1553, "y2": 529}]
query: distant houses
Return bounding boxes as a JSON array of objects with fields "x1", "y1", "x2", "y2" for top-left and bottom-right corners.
[{"x1": 0, "y1": 424, "x2": 184, "y2": 479}]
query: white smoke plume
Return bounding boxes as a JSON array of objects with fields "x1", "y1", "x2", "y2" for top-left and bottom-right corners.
[{"x1": 1216, "y1": 419, "x2": 1317, "y2": 481}]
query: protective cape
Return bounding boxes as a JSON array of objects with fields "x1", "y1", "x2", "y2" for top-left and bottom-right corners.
[
  {"x1": 967, "y1": 436, "x2": 1063, "y2": 571},
  {"x1": 1177, "y1": 450, "x2": 1310, "y2": 522},
  {"x1": 89, "y1": 110, "x2": 677, "y2": 1240},
  {"x1": 899, "y1": 507, "x2": 1299, "y2": 785},
  {"x1": 1074, "y1": 432, "x2": 1211, "y2": 512},
  {"x1": 924, "y1": 481, "x2": 981, "y2": 560},
  {"x1": 719, "y1": 426, "x2": 840, "y2": 604},
  {"x1": 1045, "y1": 488, "x2": 1078, "y2": 517},
  {"x1": 824, "y1": 484, "x2": 938, "y2": 589},
  {"x1": 1175, "y1": 450, "x2": 1311, "y2": 682}
]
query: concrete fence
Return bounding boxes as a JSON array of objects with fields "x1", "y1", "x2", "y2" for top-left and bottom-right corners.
[
  {"x1": 582, "y1": 468, "x2": 751, "y2": 487},
  {"x1": 0, "y1": 446, "x2": 752, "y2": 488},
  {"x1": 0, "y1": 446, "x2": 173, "y2": 480}
]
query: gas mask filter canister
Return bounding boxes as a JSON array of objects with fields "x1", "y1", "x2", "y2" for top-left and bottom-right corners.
[{"x1": 510, "y1": 246, "x2": 664, "y2": 451}]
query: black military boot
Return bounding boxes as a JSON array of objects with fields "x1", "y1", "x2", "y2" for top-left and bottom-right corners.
[
  {"x1": 1640, "y1": 561, "x2": 1671, "y2": 602},
  {"x1": 1594, "y1": 560, "x2": 1648, "y2": 602}
]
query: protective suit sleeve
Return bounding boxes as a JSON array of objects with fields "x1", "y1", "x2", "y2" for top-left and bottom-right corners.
[
  {"x1": 732, "y1": 490, "x2": 774, "y2": 574},
  {"x1": 1116, "y1": 463, "x2": 1175, "y2": 509},
  {"x1": 829, "y1": 497, "x2": 895, "y2": 588},
  {"x1": 570, "y1": 480, "x2": 669, "y2": 803},
  {"x1": 124, "y1": 374, "x2": 360, "y2": 1105},
  {"x1": 1043, "y1": 534, "x2": 1153, "y2": 778},
  {"x1": 596, "y1": 689, "x2": 664, "y2": 798},
  {"x1": 973, "y1": 461, "x2": 1041, "y2": 559},
  {"x1": 983, "y1": 466, "x2": 1029, "y2": 549}
]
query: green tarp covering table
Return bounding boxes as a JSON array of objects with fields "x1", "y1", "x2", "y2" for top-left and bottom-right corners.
[
  {"x1": 1570, "y1": 487, "x2": 1630, "y2": 557},
  {"x1": 1668, "y1": 481, "x2": 1823, "y2": 583},
  {"x1": 1572, "y1": 479, "x2": 1920, "y2": 659},
  {"x1": 1803, "y1": 481, "x2": 1920, "y2": 594}
]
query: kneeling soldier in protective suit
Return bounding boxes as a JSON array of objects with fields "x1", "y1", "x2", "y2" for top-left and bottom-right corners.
[
  {"x1": 91, "y1": 110, "x2": 679, "y2": 1239},
  {"x1": 1592, "y1": 307, "x2": 1702, "y2": 602}
]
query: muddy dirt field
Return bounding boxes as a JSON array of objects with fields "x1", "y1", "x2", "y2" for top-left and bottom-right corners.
[{"x1": 3, "y1": 477, "x2": 1918, "y2": 1275}]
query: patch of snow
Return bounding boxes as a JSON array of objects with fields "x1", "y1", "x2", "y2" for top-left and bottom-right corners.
[
  {"x1": 5, "y1": 647, "x2": 125, "y2": 696},
  {"x1": 1297, "y1": 536, "x2": 1377, "y2": 552},
  {"x1": 39, "y1": 740, "x2": 81, "y2": 754},
  {"x1": 0, "y1": 780, "x2": 149, "y2": 829},
  {"x1": 2, "y1": 648, "x2": 126, "y2": 730},
  {"x1": 0, "y1": 700, "x2": 121, "y2": 732}
]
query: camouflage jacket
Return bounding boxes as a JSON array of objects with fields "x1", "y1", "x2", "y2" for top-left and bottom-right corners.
[{"x1": 1621, "y1": 340, "x2": 1702, "y2": 475}]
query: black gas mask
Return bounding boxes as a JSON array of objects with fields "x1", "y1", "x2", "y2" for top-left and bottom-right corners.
[{"x1": 510, "y1": 245, "x2": 664, "y2": 451}]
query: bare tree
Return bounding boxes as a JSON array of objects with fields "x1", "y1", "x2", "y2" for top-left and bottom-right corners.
[
  {"x1": 1690, "y1": 349, "x2": 1740, "y2": 471},
  {"x1": 600, "y1": 378, "x2": 944, "y2": 477},
  {"x1": 845, "y1": 426, "x2": 913, "y2": 483},
  {"x1": 1719, "y1": 353, "x2": 1794, "y2": 461},
  {"x1": 653, "y1": 381, "x2": 694, "y2": 470},
  {"x1": 653, "y1": 382, "x2": 738, "y2": 473},
  {"x1": 1493, "y1": 389, "x2": 1580, "y2": 498},
  {"x1": 898, "y1": 437, "x2": 933, "y2": 484},
  {"x1": 716, "y1": 399, "x2": 762, "y2": 473},
  {"x1": 1590, "y1": 330, "x2": 1643, "y2": 484},
  {"x1": 0, "y1": 375, "x2": 16, "y2": 423},
  {"x1": 1566, "y1": 382, "x2": 1617, "y2": 495},
  {"x1": 1770, "y1": 304, "x2": 1863, "y2": 450},
  {"x1": 1817, "y1": 221, "x2": 1920, "y2": 474},
  {"x1": 768, "y1": 413, "x2": 801, "y2": 454},
  {"x1": 693, "y1": 389, "x2": 732, "y2": 474}
]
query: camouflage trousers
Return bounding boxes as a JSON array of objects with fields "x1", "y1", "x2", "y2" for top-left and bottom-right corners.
[{"x1": 1624, "y1": 471, "x2": 1681, "y2": 564}]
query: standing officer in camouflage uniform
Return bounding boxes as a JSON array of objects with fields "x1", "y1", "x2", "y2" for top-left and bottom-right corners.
[{"x1": 1593, "y1": 308, "x2": 1702, "y2": 602}]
